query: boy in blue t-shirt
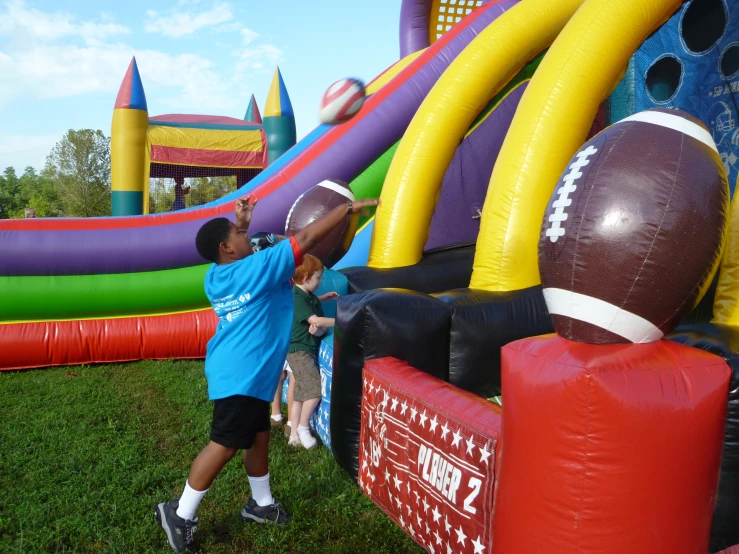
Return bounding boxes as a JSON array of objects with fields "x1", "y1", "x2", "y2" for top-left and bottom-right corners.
[{"x1": 155, "y1": 193, "x2": 378, "y2": 553}]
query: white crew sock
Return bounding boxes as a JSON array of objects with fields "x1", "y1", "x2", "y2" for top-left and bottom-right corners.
[
  {"x1": 270, "y1": 414, "x2": 283, "y2": 422},
  {"x1": 248, "y1": 473, "x2": 274, "y2": 507},
  {"x1": 176, "y1": 481, "x2": 208, "y2": 521}
]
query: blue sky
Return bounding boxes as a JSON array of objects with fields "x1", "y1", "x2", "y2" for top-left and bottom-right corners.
[{"x1": 0, "y1": 0, "x2": 402, "y2": 172}]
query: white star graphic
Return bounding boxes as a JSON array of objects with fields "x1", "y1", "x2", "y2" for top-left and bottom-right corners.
[
  {"x1": 368, "y1": 411, "x2": 373, "y2": 428},
  {"x1": 429, "y1": 415, "x2": 439, "y2": 433},
  {"x1": 423, "y1": 497, "x2": 430, "y2": 513},
  {"x1": 440, "y1": 423, "x2": 450, "y2": 440},
  {"x1": 432, "y1": 506, "x2": 441, "y2": 523},
  {"x1": 395, "y1": 497, "x2": 403, "y2": 511},
  {"x1": 435, "y1": 530, "x2": 442, "y2": 546},
  {"x1": 409, "y1": 525, "x2": 415, "y2": 537},
  {"x1": 406, "y1": 481, "x2": 411, "y2": 494},
  {"x1": 479, "y1": 444, "x2": 492, "y2": 465},
  {"x1": 444, "y1": 516, "x2": 451, "y2": 533},
  {"x1": 406, "y1": 503, "x2": 412, "y2": 517},
  {"x1": 369, "y1": 471, "x2": 376, "y2": 483},
  {"x1": 393, "y1": 474, "x2": 403, "y2": 490},
  {"x1": 385, "y1": 468, "x2": 391, "y2": 482},
  {"x1": 426, "y1": 522, "x2": 431, "y2": 535},
  {"x1": 399, "y1": 514, "x2": 405, "y2": 527},
  {"x1": 388, "y1": 490, "x2": 394, "y2": 504},
  {"x1": 400, "y1": 401, "x2": 408, "y2": 415},
  {"x1": 417, "y1": 514, "x2": 422, "y2": 528},
  {"x1": 466, "y1": 436, "x2": 475, "y2": 456},
  {"x1": 428, "y1": 544, "x2": 435, "y2": 554},
  {"x1": 414, "y1": 491, "x2": 420, "y2": 504},
  {"x1": 447, "y1": 543, "x2": 453, "y2": 554},
  {"x1": 368, "y1": 381, "x2": 374, "y2": 394},
  {"x1": 366, "y1": 485, "x2": 372, "y2": 496},
  {"x1": 362, "y1": 459, "x2": 368, "y2": 472},
  {"x1": 419, "y1": 410, "x2": 428, "y2": 428},
  {"x1": 391, "y1": 397, "x2": 399, "y2": 412},
  {"x1": 472, "y1": 535, "x2": 485, "y2": 553},
  {"x1": 451, "y1": 429, "x2": 463, "y2": 448},
  {"x1": 456, "y1": 525, "x2": 467, "y2": 546},
  {"x1": 410, "y1": 406, "x2": 418, "y2": 422}
]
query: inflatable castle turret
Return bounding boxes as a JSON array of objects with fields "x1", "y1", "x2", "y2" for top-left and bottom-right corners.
[
  {"x1": 263, "y1": 67, "x2": 297, "y2": 164},
  {"x1": 244, "y1": 94, "x2": 262, "y2": 124},
  {"x1": 111, "y1": 58, "x2": 148, "y2": 216}
]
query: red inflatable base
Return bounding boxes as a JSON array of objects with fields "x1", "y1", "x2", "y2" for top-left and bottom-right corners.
[
  {"x1": 0, "y1": 310, "x2": 217, "y2": 370},
  {"x1": 358, "y1": 357, "x2": 502, "y2": 554},
  {"x1": 493, "y1": 335, "x2": 730, "y2": 554}
]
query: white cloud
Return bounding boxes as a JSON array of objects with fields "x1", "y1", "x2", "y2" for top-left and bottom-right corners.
[
  {"x1": 0, "y1": 0, "x2": 130, "y2": 45},
  {"x1": 234, "y1": 44, "x2": 283, "y2": 74},
  {"x1": 0, "y1": 134, "x2": 61, "y2": 172},
  {"x1": 240, "y1": 27, "x2": 259, "y2": 45},
  {"x1": 144, "y1": 2, "x2": 233, "y2": 38}
]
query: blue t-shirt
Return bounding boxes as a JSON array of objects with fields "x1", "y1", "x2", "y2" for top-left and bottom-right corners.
[{"x1": 203, "y1": 240, "x2": 296, "y2": 401}]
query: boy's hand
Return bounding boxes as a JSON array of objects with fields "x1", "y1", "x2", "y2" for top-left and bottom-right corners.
[
  {"x1": 309, "y1": 324, "x2": 326, "y2": 337},
  {"x1": 318, "y1": 291, "x2": 340, "y2": 302},
  {"x1": 350, "y1": 198, "x2": 380, "y2": 217},
  {"x1": 235, "y1": 195, "x2": 258, "y2": 229}
]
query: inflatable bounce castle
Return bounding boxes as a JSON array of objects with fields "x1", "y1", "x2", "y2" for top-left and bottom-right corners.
[
  {"x1": 111, "y1": 59, "x2": 296, "y2": 215},
  {"x1": 2, "y1": 0, "x2": 739, "y2": 551}
]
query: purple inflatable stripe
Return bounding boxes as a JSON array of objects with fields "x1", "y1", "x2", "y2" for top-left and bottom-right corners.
[
  {"x1": 425, "y1": 84, "x2": 527, "y2": 251},
  {"x1": 0, "y1": 1, "x2": 517, "y2": 277},
  {"x1": 399, "y1": 0, "x2": 432, "y2": 58}
]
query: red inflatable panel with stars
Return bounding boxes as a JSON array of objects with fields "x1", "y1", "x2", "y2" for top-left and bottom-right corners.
[{"x1": 358, "y1": 357, "x2": 501, "y2": 554}]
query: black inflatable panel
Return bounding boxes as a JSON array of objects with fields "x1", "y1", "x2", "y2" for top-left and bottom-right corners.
[
  {"x1": 331, "y1": 289, "x2": 451, "y2": 482},
  {"x1": 433, "y1": 286, "x2": 554, "y2": 397},
  {"x1": 341, "y1": 245, "x2": 474, "y2": 295},
  {"x1": 667, "y1": 323, "x2": 739, "y2": 553}
]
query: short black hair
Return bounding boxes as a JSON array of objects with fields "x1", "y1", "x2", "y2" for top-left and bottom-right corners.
[{"x1": 196, "y1": 217, "x2": 232, "y2": 263}]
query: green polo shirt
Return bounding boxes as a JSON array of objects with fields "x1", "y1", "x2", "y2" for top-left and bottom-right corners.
[{"x1": 289, "y1": 285, "x2": 324, "y2": 355}]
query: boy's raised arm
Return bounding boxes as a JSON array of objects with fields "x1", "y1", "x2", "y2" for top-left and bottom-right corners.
[{"x1": 293, "y1": 199, "x2": 379, "y2": 255}]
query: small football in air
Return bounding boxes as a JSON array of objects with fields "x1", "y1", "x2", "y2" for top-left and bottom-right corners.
[{"x1": 319, "y1": 78, "x2": 366, "y2": 125}]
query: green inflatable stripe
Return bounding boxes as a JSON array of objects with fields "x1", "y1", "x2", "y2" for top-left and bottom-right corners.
[
  {"x1": 0, "y1": 265, "x2": 209, "y2": 322},
  {"x1": 349, "y1": 141, "x2": 398, "y2": 227}
]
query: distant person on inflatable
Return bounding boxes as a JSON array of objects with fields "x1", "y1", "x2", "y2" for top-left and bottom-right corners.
[
  {"x1": 155, "y1": 194, "x2": 379, "y2": 553},
  {"x1": 173, "y1": 176, "x2": 190, "y2": 211},
  {"x1": 24, "y1": 208, "x2": 36, "y2": 218},
  {"x1": 287, "y1": 254, "x2": 338, "y2": 449}
]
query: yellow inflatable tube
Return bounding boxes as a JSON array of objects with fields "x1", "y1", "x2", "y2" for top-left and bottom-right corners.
[
  {"x1": 366, "y1": 50, "x2": 425, "y2": 95},
  {"x1": 713, "y1": 183, "x2": 739, "y2": 325},
  {"x1": 368, "y1": 0, "x2": 584, "y2": 269},
  {"x1": 470, "y1": 0, "x2": 682, "y2": 291}
]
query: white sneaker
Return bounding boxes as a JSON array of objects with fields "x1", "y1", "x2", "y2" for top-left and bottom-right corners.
[{"x1": 297, "y1": 427, "x2": 317, "y2": 449}]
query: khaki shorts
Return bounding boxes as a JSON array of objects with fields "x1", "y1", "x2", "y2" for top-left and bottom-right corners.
[{"x1": 286, "y1": 351, "x2": 321, "y2": 402}]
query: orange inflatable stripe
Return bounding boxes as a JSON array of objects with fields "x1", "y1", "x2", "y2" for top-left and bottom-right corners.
[{"x1": 0, "y1": 310, "x2": 217, "y2": 371}]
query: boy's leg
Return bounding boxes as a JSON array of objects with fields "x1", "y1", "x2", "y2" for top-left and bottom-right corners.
[
  {"x1": 271, "y1": 370, "x2": 287, "y2": 426},
  {"x1": 289, "y1": 400, "x2": 303, "y2": 439},
  {"x1": 240, "y1": 429, "x2": 292, "y2": 524},
  {"x1": 299, "y1": 397, "x2": 321, "y2": 428},
  {"x1": 286, "y1": 372, "x2": 295, "y2": 422}
]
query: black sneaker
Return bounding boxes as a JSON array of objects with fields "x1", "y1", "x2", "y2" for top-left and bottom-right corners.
[
  {"x1": 155, "y1": 500, "x2": 198, "y2": 553},
  {"x1": 240, "y1": 497, "x2": 292, "y2": 525}
]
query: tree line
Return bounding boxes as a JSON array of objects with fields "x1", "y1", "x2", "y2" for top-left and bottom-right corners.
[{"x1": 0, "y1": 129, "x2": 238, "y2": 218}]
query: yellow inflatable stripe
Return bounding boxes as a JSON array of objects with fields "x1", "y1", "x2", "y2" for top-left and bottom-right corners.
[
  {"x1": 366, "y1": 50, "x2": 426, "y2": 95},
  {"x1": 146, "y1": 126, "x2": 265, "y2": 152},
  {"x1": 368, "y1": 0, "x2": 583, "y2": 269},
  {"x1": 111, "y1": 109, "x2": 149, "y2": 193},
  {"x1": 470, "y1": 0, "x2": 681, "y2": 291},
  {"x1": 0, "y1": 308, "x2": 207, "y2": 326},
  {"x1": 713, "y1": 178, "x2": 739, "y2": 324}
]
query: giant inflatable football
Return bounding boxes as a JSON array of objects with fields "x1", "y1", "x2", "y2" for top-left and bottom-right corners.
[{"x1": 539, "y1": 107, "x2": 729, "y2": 344}]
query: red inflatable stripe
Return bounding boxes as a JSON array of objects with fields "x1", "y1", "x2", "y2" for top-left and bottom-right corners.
[{"x1": 0, "y1": 310, "x2": 217, "y2": 370}]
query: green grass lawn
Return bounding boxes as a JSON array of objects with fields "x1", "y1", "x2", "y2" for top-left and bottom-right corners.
[{"x1": 0, "y1": 360, "x2": 421, "y2": 554}]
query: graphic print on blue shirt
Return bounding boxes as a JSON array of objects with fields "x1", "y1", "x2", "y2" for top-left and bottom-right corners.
[{"x1": 204, "y1": 240, "x2": 296, "y2": 401}]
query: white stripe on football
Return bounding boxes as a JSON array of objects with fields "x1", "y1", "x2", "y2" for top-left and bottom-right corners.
[{"x1": 319, "y1": 78, "x2": 366, "y2": 125}]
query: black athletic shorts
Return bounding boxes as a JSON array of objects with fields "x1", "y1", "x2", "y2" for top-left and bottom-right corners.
[{"x1": 210, "y1": 395, "x2": 270, "y2": 449}]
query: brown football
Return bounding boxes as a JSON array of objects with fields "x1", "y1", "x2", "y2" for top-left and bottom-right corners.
[
  {"x1": 539, "y1": 107, "x2": 729, "y2": 344},
  {"x1": 285, "y1": 178, "x2": 355, "y2": 267}
]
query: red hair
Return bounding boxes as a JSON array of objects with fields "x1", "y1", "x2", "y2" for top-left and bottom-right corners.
[{"x1": 293, "y1": 254, "x2": 324, "y2": 284}]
